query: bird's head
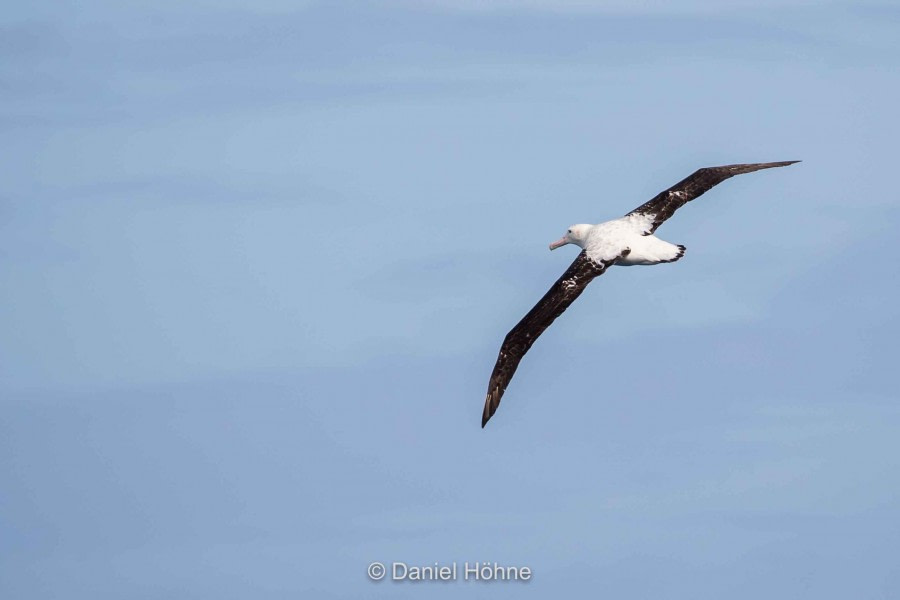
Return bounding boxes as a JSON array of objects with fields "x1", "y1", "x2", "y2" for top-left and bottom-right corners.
[{"x1": 549, "y1": 224, "x2": 592, "y2": 251}]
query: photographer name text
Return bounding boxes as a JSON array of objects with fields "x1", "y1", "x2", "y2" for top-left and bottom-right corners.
[{"x1": 367, "y1": 561, "x2": 532, "y2": 583}]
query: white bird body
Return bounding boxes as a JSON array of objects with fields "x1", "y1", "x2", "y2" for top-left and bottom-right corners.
[{"x1": 550, "y1": 213, "x2": 685, "y2": 266}]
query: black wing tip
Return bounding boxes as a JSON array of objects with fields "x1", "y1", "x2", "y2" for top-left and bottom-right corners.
[
  {"x1": 719, "y1": 160, "x2": 801, "y2": 171},
  {"x1": 481, "y1": 393, "x2": 496, "y2": 428}
]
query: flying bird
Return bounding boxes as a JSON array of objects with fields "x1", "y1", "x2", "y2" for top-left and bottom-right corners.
[{"x1": 481, "y1": 161, "x2": 799, "y2": 428}]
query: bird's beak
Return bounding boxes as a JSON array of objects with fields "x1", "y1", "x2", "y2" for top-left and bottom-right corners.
[{"x1": 549, "y1": 237, "x2": 569, "y2": 251}]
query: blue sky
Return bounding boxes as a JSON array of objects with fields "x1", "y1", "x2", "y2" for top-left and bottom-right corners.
[{"x1": 2, "y1": 1, "x2": 899, "y2": 598}]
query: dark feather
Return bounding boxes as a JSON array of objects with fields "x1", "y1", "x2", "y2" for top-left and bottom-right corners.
[
  {"x1": 481, "y1": 249, "x2": 630, "y2": 427},
  {"x1": 627, "y1": 161, "x2": 800, "y2": 234}
]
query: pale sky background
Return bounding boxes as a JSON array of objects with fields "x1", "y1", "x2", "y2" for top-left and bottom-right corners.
[{"x1": 2, "y1": 1, "x2": 899, "y2": 598}]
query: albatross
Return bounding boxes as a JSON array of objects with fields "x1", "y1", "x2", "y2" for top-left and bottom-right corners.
[{"x1": 481, "y1": 161, "x2": 799, "y2": 428}]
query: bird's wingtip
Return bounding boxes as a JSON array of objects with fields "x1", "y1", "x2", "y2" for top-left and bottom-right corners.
[
  {"x1": 754, "y1": 160, "x2": 801, "y2": 170},
  {"x1": 482, "y1": 390, "x2": 496, "y2": 428}
]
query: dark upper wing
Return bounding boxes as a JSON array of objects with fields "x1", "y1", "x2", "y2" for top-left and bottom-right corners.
[
  {"x1": 627, "y1": 161, "x2": 800, "y2": 234},
  {"x1": 481, "y1": 248, "x2": 630, "y2": 428}
]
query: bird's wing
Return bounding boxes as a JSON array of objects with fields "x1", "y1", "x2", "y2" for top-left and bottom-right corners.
[
  {"x1": 482, "y1": 248, "x2": 630, "y2": 428},
  {"x1": 626, "y1": 161, "x2": 799, "y2": 234}
]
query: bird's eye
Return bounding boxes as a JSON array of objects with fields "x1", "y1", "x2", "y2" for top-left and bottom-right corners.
[{"x1": 567, "y1": 229, "x2": 572, "y2": 234}]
